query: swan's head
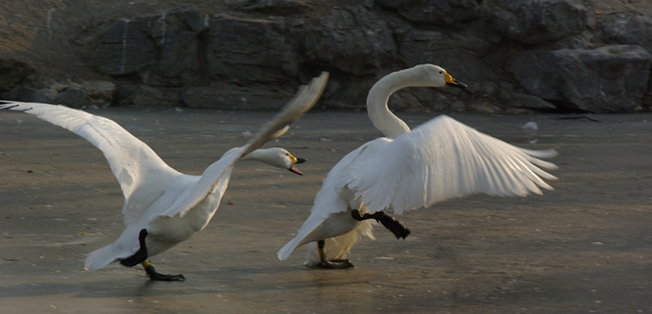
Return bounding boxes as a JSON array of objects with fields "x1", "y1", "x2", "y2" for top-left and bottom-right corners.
[
  {"x1": 410, "y1": 64, "x2": 467, "y2": 89},
  {"x1": 249, "y1": 147, "x2": 307, "y2": 175}
]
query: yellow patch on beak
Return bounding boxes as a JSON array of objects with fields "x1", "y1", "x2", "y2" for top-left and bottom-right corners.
[
  {"x1": 288, "y1": 154, "x2": 298, "y2": 164},
  {"x1": 443, "y1": 72, "x2": 467, "y2": 88},
  {"x1": 443, "y1": 72, "x2": 456, "y2": 84}
]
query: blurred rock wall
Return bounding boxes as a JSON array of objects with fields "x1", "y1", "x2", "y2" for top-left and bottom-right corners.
[{"x1": 1, "y1": 0, "x2": 652, "y2": 113}]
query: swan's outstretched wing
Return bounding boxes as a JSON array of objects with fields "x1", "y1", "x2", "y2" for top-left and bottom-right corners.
[
  {"x1": 238, "y1": 72, "x2": 330, "y2": 158},
  {"x1": 160, "y1": 72, "x2": 329, "y2": 218},
  {"x1": 0, "y1": 102, "x2": 181, "y2": 216},
  {"x1": 344, "y1": 115, "x2": 558, "y2": 215}
]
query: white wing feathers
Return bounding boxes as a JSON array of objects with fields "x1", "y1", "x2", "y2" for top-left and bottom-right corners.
[
  {"x1": 344, "y1": 115, "x2": 557, "y2": 215},
  {"x1": 0, "y1": 101, "x2": 181, "y2": 223},
  {"x1": 160, "y1": 72, "x2": 330, "y2": 218}
]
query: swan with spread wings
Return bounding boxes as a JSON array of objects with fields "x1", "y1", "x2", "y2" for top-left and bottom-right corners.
[
  {"x1": 277, "y1": 65, "x2": 557, "y2": 268},
  {"x1": 1, "y1": 72, "x2": 328, "y2": 280}
]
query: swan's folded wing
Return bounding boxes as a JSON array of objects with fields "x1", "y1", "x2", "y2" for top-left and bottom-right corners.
[
  {"x1": 0, "y1": 101, "x2": 181, "y2": 222},
  {"x1": 159, "y1": 72, "x2": 329, "y2": 218},
  {"x1": 345, "y1": 115, "x2": 558, "y2": 215}
]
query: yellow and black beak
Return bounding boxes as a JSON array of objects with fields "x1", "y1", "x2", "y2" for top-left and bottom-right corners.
[
  {"x1": 288, "y1": 154, "x2": 307, "y2": 176},
  {"x1": 444, "y1": 72, "x2": 467, "y2": 89}
]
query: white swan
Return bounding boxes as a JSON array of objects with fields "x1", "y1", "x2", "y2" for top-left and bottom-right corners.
[
  {"x1": 0, "y1": 72, "x2": 329, "y2": 280},
  {"x1": 277, "y1": 64, "x2": 557, "y2": 268}
]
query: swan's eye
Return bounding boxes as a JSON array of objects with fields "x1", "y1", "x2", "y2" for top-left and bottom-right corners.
[{"x1": 439, "y1": 71, "x2": 443, "y2": 75}]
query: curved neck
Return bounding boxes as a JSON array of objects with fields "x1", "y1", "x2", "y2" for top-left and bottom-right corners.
[{"x1": 366, "y1": 69, "x2": 414, "y2": 138}]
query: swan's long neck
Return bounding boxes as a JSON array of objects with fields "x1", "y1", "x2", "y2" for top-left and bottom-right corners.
[
  {"x1": 240, "y1": 149, "x2": 266, "y2": 162},
  {"x1": 366, "y1": 69, "x2": 415, "y2": 139}
]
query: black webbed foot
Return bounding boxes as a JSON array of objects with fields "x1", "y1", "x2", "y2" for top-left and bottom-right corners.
[
  {"x1": 144, "y1": 264, "x2": 185, "y2": 281},
  {"x1": 120, "y1": 229, "x2": 149, "y2": 267},
  {"x1": 351, "y1": 209, "x2": 411, "y2": 239},
  {"x1": 317, "y1": 259, "x2": 354, "y2": 269},
  {"x1": 314, "y1": 240, "x2": 354, "y2": 269}
]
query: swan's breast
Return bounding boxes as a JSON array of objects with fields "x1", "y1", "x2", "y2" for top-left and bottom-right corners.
[{"x1": 147, "y1": 192, "x2": 221, "y2": 244}]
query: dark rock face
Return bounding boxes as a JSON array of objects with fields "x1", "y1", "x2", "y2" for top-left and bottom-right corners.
[
  {"x1": 88, "y1": 17, "x2": 158, "y2": 76},
  {"x1": 141, "y1": 5, "x2": 209, "y2": 86},
  {"x1": 493, "y1": 0, "x2": 592, "y2": 44},
  {"x1": 298, "y1": 6, "x2": 395, "y2": 75},
  {"x1": 23, "y1": 2, "x2": 650, "y2": 112},
  {"x1": 227, "y1": 0, "x2": 310, "y2": 14},
  {"x1": 599, "y1": 13, "x2": 652, "y2": 101},
  {"x1": 376, "y1": 0, "x2": 483, "y2": 25},
  {"x1": 90, "y1": 4, "x2": 207, "y2": 86},
  {"x1": 507, "y1": 45, "x2": 652, "y2": 112},
  {"x1": 206, "y1": 15, "x2": 297, "y2": 83}
]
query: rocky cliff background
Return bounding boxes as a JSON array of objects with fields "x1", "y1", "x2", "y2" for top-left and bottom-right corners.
[{"x1": 1, "y1": 0, "x2": 651, "y2": 113}]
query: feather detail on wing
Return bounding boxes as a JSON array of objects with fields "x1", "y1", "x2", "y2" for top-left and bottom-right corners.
[
  {"x1": 344, "y1": 115, "x2": 558, "y2": 215},
  {"x1": 159, "y1": 72, "x2": 330, "y2": 218},
  {"x1": 0, "y1": 101, "x2": 181, "y2": 224}
]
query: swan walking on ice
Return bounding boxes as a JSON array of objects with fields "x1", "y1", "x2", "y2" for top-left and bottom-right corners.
[
  {"x1": 277, "y1": 65, "x2": 557, "y2": 268},
  {"x1": 1, "y1": 72, "x2": 328, "y2": 280}
]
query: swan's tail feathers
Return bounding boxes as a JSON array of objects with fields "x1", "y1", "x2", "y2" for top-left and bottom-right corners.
[
  {"x1": 304, "y1": 221, "x2": 375, "y2": 266},
  {"x1": 277, "y1": 236, "x2": 303, "y2": 261},
  {"x1": 84, "y1": 243, "x2": 126, "y2": 271}
]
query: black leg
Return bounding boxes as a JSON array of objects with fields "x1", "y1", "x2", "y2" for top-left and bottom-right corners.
[
  {"x1": 315, "y1": 240, "x2": 354, "y2": 269},
  {"x1": 119, "y1": 229, "x2": 185, "y2": 281},
  {"x1": 120, "y1": 229, "x2": 149, "y2": 267},
  {"x1": 351, "y1": 209, "x2": 411, "y2": 239}
]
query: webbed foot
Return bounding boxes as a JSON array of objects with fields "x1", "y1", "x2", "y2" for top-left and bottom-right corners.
[
  {"x1": 144, "y1": 264, "x2": 185, "y2": 281},
  {"x1": 314, "y1": 240, "x2": 354, "y2": 269},
  {"x1": 317, "y1": 259, "x2": 354, "y2": 269}
]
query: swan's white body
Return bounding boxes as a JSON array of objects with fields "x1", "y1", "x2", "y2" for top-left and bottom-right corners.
[
  {"x1": 0, "y1": 72, "x2": 329, "y2": 271},
  {"x1": 277, "y1": 65, "x2": 558, "y2": 265}
]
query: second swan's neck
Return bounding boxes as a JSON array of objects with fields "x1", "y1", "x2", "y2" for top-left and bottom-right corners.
[{"x1": 366, "y1": 69, "x2": 414, "y2": 139}]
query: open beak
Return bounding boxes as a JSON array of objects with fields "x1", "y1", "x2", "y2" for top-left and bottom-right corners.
[
  {"x1": 288, "y1": 166, "x2": 303, "y2": 176},
  {"x1": 287, "y1": 154, "x2": 306, "y2": 176},
  {"x1": 444, "y1": 72, "x2": 467, "y2": 89}
]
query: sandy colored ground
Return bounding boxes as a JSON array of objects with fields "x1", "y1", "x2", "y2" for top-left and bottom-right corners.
[{"x1": 1, "y1": 108, "x2": 652, "y2": 313}]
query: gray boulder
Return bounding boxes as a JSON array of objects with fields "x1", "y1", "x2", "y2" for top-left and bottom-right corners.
[
  {"x1": 493, "y1": 0, "x2": 592, "y2": 44},
  {"x1": 599, "y1": 14, "x2": 652, "y2": 53},
  {"x1": 5, "y1": 86, "x2": 53, "y2": 103},
  {"x1": 376, "y1": 0, "x2": 482, "y2": 25},
  {"x1": 54, "y1": 87, "x2": 91, "y2": 109},
  {"x1": 599, "y1": 14, "x2": 652, "y2": 98},
  {"x1": 297, "y1": 6, "x2": 395, "y2": 75},
  {"x1": 507, "y1": 45, "x2": 652, "y2": 112},
  {"x1": 0, "y1": 59, "x2": 34, "y2": 91}
]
